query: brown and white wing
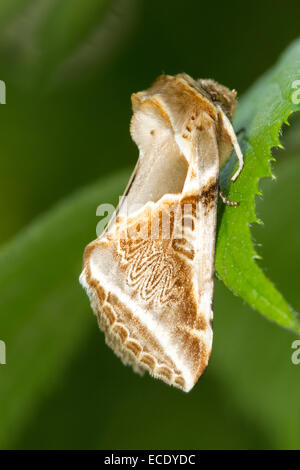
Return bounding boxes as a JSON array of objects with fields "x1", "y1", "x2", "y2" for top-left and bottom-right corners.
[{"x1": 80, "y1": 75, "x2": 220, "y2": 392}]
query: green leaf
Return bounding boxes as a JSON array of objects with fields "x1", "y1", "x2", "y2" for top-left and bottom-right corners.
[{"x1": 216, "y1": 39, "x2": 300, "y2": 333}]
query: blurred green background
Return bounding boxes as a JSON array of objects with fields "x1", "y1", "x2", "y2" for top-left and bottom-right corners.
[{"x1": 0, "y1": 0, "x2": 300, "y2": 450}]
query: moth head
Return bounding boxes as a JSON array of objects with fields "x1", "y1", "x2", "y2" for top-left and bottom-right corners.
[{"x1": 197, "y1": 79, "x2": 237, "y2": 120}]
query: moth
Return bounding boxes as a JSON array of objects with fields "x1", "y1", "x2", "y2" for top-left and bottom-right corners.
[{"x1": 80, "y1": 74, "x2": 244, "y2": 392}]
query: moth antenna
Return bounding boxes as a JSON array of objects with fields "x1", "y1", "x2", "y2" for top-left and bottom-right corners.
[
  {"x1": 219, "y1": 188, "x2": 240, "y2": 206},
  {"x1": 219, "y1": 108, "x2": 244, "y2": 182}
]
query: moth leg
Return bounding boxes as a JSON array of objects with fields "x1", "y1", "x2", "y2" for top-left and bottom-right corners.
[{"x1": 219, "y1": 188, "x2": 240, "y2": 206}]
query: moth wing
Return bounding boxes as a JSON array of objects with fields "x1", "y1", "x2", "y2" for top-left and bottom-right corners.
[
  {"x1": 104, "y1": 159, "x2": 140, "y2": 236},
  {"x1": 80, "y1": 119, "x2": 220, "y2": 393},
  {"x1": 80, "y1": 76, "x2": 221, "y2": 392}
]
